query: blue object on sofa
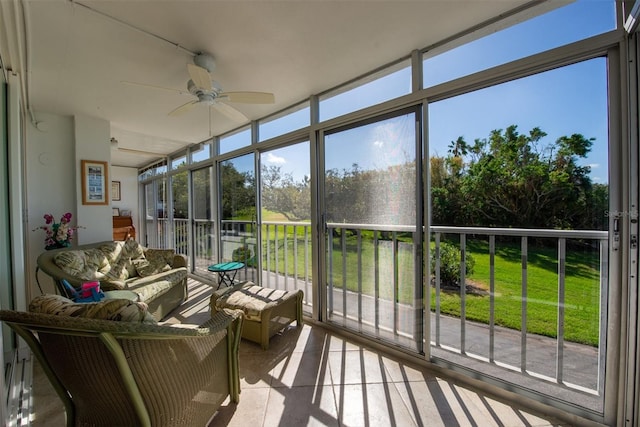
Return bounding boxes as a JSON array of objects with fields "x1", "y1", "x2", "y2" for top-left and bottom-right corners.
[{"x1": 60, "y1": 279, "x2": 105, "y2": 303}]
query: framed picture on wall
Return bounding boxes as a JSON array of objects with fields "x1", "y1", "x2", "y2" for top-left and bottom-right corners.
[
  {"x1": 111, "y1": 181, "x2": 121, "y2": 201},
  {"x1": 81, "y1": 160, "x2": 109, "y2": 205}
]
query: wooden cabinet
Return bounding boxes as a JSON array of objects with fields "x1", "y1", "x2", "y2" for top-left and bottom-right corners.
[{"x1": 113, "y1": 216, "x2": 136, "y2": 241}]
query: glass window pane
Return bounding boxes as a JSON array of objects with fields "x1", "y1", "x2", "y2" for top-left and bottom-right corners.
[
  {"x1": 171, "y1": 171, "x2": 188, "y2": 219},
  {"x1": 423, "y1": 0, "x2": 616, "y2": 88},
  {"x1": 171, "y1": 155, "x2": 187, "y2": 170},
  {"x1": 260, "y1": 142, "x2": 313, "y2": 309},
  {"x1": 220, "y1": 154, "x2": 255, "y2": 221},
  {"x1": 171, "y1": 170, "x2": 189, "y2": 261},
  {"x1": 192, "y1": 166, "x2": 215, "y2": 274},
  {"x1": 191, "y1": 142, "x2": 211, "y2": 163},
  {"x1": 325, "y1": 112, "x2": 417, "y2": 225},
  {"x1": 259, "y1": 104, "x2": 310, "y2": 142},
  {"x1": 320, "y1": 64, "x2": 411, "y2": 122},
  {"x1": 220, "y1": 154, "x2": 256, "y2": 282},
  {"x1": 428, "y1": 58, "x2": 608, "y2": 411},
  {"x1": 220, "y1": 127, "x2": 251, "y2": 155}
]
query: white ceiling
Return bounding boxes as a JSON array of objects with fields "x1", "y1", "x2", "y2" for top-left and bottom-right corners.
[{"x1": 15, "y1": 0, "x2": 546, "y2": 167}]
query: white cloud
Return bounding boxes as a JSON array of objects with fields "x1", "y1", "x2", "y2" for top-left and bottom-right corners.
[
  {"x1": 373, "y1": 140, "x2": 384, "y2": 148},
  {"x1": 265, "y1": 152, "x2": 286, "y2": 164}
]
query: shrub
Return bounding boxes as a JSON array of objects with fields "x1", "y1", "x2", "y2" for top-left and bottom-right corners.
[
  {"x1": 430, "y1": 241, "x2": 475, "y2": 287},
  {"x1": 232, "y1": 246, "x2": 252, "y2": 262}
]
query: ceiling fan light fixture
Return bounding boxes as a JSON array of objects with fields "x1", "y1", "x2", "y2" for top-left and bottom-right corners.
[{"x1": 198, "y1": 93, "x2": 216, "y2": 104}]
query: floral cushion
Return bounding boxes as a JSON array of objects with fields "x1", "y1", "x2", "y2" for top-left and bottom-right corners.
[
  {"x1": 105, "y1": 256, "x2": 132, "y2": 281},
  {"x1": 132, "y1": 249, "x2": 174, "y2": 277},
  {"x1": 145, "y1": 249, "x2": 175, "y2": 267},
  {"x1": 29, "y1": 294, "x2": 156, "y2": 324},
  {"x1": 122, "y1": 238, "x2": 145, "y2": 260},
  {"x1": 98, "y1": 241, "x2": 125, "y2": 264}
]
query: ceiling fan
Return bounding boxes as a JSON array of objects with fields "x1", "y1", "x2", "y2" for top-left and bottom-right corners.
[{"x1": 123, "y1": 52, "x2": 275, "y2": 121}]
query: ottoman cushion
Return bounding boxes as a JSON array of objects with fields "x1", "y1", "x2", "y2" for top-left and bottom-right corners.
[{"x1": 214, "y1": 282, "x2": 290, "y2": 321}]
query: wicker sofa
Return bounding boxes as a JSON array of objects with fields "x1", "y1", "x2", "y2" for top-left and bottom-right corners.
[
  {"x1": 0, "y1": 297, "x2": 243, "y2": 427},
  {"x1": 37, "y1": 240, "x2": 188, "y2": 321}
]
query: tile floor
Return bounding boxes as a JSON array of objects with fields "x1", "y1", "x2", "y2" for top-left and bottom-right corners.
[{"x1": 30, "y1": 279, "x2": 569, "y2": 426}]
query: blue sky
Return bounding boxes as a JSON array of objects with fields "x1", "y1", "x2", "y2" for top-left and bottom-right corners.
[
  {"x1": 251, "y1": 0, "x2": 615, "y2": 184},
  {"x1": 426, "y1": 0, "x2": 613, "y2": 183}
]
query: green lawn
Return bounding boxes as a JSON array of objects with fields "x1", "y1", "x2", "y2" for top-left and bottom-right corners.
[{"x1": 437, "y1": 239, "x2": 601, "y2": 346}]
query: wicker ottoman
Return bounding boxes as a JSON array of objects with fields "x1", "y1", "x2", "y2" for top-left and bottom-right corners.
[{"x1": 210, "y1": 281, "x2": 303, "y2": 349}]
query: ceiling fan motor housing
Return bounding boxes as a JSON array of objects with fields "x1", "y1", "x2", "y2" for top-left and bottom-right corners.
[{"x1": 194, "y1": 52, "x2": 216, "y2": 73}]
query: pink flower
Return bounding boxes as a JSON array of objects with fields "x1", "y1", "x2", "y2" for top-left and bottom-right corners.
[
  {"x1": 61, "y1": 212, "x2": 72, "y2": 224},
  {"x1": 33, "y1": 212, "x2": 84, "y2": 249}
]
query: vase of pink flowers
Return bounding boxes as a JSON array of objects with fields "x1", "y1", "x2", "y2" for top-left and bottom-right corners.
[{"x1": 33, "y1": 212, "x2": 84, "y2": 250}]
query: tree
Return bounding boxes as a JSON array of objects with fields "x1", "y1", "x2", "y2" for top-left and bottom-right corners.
[
  {"x1": 221, "y1": 162, "x2": 255, "y2": 220},
  {"x1": 261, "y1": 165, "x2": 311, "y2": 221},
  {"x1": 431, "y1": 125, "x2": 605, "y2": 230}
]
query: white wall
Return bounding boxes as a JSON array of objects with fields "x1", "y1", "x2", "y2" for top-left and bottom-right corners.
[
  {"x1": 26, "y1": 113, "x2": 113, "y2": 295},
  {"x1": 111, "y1": 165, "x2": 139, "y2": 240},
  {"x1": 26, "y1": 113, "x2": 77, "y2": 295},
  {"x1": 74, "y1": 115, "x2": 112, "y2": 245}
]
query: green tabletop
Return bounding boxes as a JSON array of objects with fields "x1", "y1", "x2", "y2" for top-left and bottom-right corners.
[{"x1": 208, "y1": 262, "x2": 244, "y2": 272}]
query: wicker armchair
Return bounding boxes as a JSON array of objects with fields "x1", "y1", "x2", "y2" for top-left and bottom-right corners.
[{"x1": 0, "y1": 309, "x2": 243, "y2": 427}]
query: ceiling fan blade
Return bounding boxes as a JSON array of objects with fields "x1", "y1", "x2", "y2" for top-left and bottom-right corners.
[
  {"x1": 169, "y1": 100, "x2": 199, "y2": 117},
  {"x1": 212, "y1": 102, "x2": 248, "y2": 122},
  {"x1": 121, "y1": 80, "x2": 189, "y2": 96},
  {"x1": 221, "y1": 91, "x2": 275, "y2": 104},
  {"x1": 187, "y1": 63, "x2": 212, "y2": 91}
]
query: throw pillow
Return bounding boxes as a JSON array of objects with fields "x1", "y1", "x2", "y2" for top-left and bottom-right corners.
[
  {"x1": 99, "y1": 241, "x2": 124, "y2": 264},
  {"x1": 145, "y1": 249, "x2": 175, "y2": 267},
  {"x1": 105, "y1": 256, "x2": 131, "y2": 281},
  {"x1": 29, "y1": 294, "x2": 156, "y2": 324},
  {"x1": 132, "y1": 257, "x2": 171, "y2": 277},
  {"x1": 125, "y1": 259, "x2": 138, "y2": 277},
  {"x1": 122, "y1": 238, "x2": 145, "y2": 260}
]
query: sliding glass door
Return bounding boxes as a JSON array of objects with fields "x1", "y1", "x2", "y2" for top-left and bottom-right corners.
[
  {"x1": 427, "y1": 57, "x2": 611, "y2": 413},
  {"x1": 191, "y1": 165, "x2": 216, "y2": 275},
  {"x1": 321, "y1": 109, "x2": 423, "y2": 351},
  {"x1": 219, "y1": 154, "x2": 257, "y2": 283},
  {"x1": 259, "y1": 141, "x2": 313, "y2": 313}
]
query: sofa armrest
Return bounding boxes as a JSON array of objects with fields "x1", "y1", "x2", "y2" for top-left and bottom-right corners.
[{"x1": 36, "y1": 242, "x2": 114, "y2": 294}]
